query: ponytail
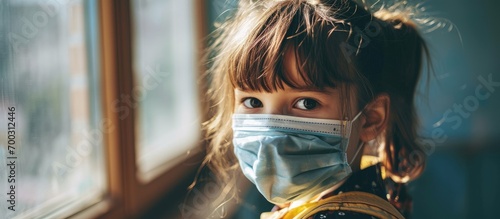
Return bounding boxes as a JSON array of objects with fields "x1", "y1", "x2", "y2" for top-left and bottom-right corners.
[
  {"x1": 335, "y1": 2, "x2": 430, "y2": 182},
  {"x1": 375, "y1": 10, "x2": 430, "y2": 182},
  {"x1": 352, "y1": 8, "x2": 431, "y2": 216}
]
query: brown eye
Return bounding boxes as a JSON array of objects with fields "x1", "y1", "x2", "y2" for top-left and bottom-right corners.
[
  {"x1": 295, "y1": 98, "x2": 318, "y2": 110},
  {"x1": 243, "y1": 98, "x2": 263, "y2": 108}
]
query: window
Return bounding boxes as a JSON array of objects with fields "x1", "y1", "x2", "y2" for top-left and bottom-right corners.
[
  {"x1": 131, "y1": 0, "x2": 201, "y2": 181},
  {"x1": 0, "y1": 0, "x2": 206, "y2": 218},
  {"x1": 0, "y1": 0, "x2": 105, "y2": 218}
]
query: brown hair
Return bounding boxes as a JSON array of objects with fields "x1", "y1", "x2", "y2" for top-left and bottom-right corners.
[{"x1": 201, "y1": 0, "x2": 430, "y2": 200}]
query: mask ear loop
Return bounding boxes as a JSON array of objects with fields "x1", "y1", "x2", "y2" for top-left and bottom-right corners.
[
  {"x1": 349, "y1": 141, "x2": 365, "y2": 165},
  {"x1": 350, "y1": 110, "x2": 364, "y2": 122},
  {"x1": 346, "y1": 109, "x2": 365, "y2": 165}
]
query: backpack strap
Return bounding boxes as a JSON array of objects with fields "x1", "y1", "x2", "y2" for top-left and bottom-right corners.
[{"x1": 282, "y1": 191, "x2": 405, "y2": 219}]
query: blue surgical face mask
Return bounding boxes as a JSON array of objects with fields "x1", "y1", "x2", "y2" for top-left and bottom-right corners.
[{"x1": 232, "y1": 112, "x2": 363, "y2": 204}]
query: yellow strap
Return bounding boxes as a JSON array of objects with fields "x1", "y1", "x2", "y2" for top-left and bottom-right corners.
[
  {"x1": 360, "y1": 155, "x2": 387, "y2": 179},
  {"x1": 282, "y1": 191, "x2": 405, "y2": 219}
]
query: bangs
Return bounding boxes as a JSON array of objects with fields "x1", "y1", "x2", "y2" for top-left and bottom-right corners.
[{"x1": 227, "y1": 1, "x2": 359, "y2": 92}]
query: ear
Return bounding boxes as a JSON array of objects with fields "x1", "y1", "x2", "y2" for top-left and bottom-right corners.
[{"x1": 359, "y1": 94, "x2": 390, "y2": 142}]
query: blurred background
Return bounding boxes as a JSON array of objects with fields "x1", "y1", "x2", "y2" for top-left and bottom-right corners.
[{"x1": 0, "y1": 0, "x2": 498, "y2": 218}]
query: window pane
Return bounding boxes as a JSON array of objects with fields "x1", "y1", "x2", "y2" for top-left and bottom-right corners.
[
  {"x1": 131, "y1": 0, "x2": 200, "y2": 179},
  {"x1": 0, "y1": 0, "x2": 105, "y2": 218}
]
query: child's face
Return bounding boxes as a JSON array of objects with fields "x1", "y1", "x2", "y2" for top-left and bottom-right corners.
[{"x1": 234, "y1": 47, "x2": 342, "y2": 120}]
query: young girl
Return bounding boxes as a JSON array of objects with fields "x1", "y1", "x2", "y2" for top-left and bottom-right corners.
[{"x1": 202, "y1": 0, "x2": 430, "y2": 218}]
